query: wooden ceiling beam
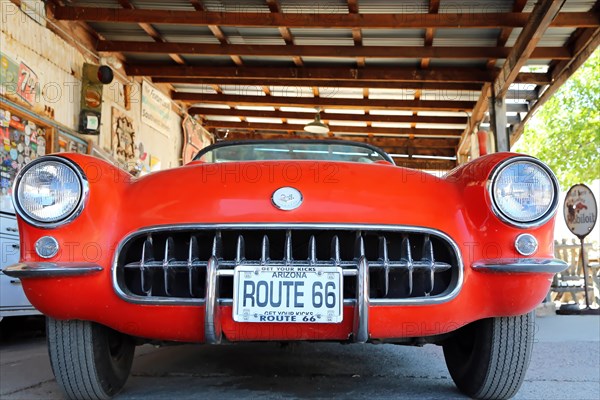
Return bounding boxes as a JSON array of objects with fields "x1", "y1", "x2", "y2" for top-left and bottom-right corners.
[
  {"x1": 153, "y1": 77, "x2": 484, "y2": 90},
  {"x1": 98, "y1": 41, "x2": 571, "y2": 60},
  {"x1": 202, "y1": 121, "x2": 463, "y2": 136},
  {"x1": 127, "y1": 65, "x2": 496, "y2": 83},
  {"x1": 190, "y1": 107, "x2": 469, "y2": 125},
  {"x1": 221, "y1": 132, "x2": 459, "y2": 148},
  {"x1": 53, "y1": 7, "x2": 599, "y2": 29},
  {"x1": 493, "y1": 0, "x2": 564, "y2": 98},
  {"x1": 172, "y1": 93, "x2": 476, "y2": 111}
]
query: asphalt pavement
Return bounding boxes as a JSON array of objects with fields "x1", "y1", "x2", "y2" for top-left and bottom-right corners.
[{"x1": 1, "y1": 315, "x2": 598, "y2": 400}]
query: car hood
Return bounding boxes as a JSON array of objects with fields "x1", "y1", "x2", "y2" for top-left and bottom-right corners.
[{"x1": 118, "y1": 160, "x2": 464, "y2": 229}]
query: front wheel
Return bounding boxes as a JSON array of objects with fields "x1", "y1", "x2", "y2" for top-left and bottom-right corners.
[
  {"x1": 442, "y1": 312, "x2": 535, "y2": 400},
  {"x1": 47, "y1": 318, "x2": 135, "y2": 400}
]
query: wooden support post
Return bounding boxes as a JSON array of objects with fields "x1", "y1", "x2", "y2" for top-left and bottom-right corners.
[{"x1": 489, "y1": 93, "x2": 509, "y2": 152}]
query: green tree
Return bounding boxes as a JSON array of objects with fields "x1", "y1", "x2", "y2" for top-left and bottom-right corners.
[{"x1": 514, "y1": 49, "x2": 600, "y2": 189}]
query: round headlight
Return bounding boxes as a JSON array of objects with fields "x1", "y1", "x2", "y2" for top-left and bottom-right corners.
[
  {"x1": 489, "y1": 157, "x2": 559, "y2": 228},
  {"x1": 13, "y1": 157, "x2": 87, "y2": 227}
]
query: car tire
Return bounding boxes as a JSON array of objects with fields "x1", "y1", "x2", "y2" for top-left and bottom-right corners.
[
  {"x1": 47, "y1": 318, "x2": 135, "y2": 400},
  {"x1": 442, "y1": 312, "x2": 535, "y2": 400}
]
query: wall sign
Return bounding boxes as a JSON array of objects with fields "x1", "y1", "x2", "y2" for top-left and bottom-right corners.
[
  {"x1": 141, "y1": 81, "x2": 171, "y2": 137},
  {"x1": 1, "y1": 52, "x2": 40, "y2": 106},
  {"x1": 564, "y1": 184, "x2": 597, "y2": 239},
  {"x1": 111, "y1": 107, "x2": 136, "y2": 165},
  {"x1": 182, "y1": 115, "x2": 213, "y2": 164}
]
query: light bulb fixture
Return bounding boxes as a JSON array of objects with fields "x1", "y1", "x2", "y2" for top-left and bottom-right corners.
[{"x1": 304, "y1": 108, "x2": 329, "y2": 134}]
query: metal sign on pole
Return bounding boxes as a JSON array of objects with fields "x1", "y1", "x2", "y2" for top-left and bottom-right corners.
[{"x1": 563, "y1": 184, "x2": 598, "y2": 310}]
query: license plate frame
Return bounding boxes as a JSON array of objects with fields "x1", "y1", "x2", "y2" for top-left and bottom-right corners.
[{"x1": 232, "y1": 265, "x2": 344, "y2": 324}]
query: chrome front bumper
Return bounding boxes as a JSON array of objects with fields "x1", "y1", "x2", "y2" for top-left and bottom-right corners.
[
  {"x1": 472, "y1": 258, "x2": 568, "y2": 273},
  {"x1": 3, "y1": 262, "x2": 103, "y2": 278}
]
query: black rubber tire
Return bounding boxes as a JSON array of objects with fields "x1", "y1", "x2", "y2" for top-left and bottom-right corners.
[
  {"x1": 442, "y1": 312, "x2": 535, "y2": 400},
  {"x1": 47, "y1": 318, "x2": 135, "y2": 400}
]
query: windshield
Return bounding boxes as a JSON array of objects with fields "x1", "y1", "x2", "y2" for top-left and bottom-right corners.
[{"x1": 194, "y1": 140, "x2": 393, "y2": 164}]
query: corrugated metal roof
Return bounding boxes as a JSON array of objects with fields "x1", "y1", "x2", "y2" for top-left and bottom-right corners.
[
  {"x1": 129, "y1": 0, "x2": 195, "y2": 10},
  {"x1": 525, "y1": 0, "x2": 596, "y2": 12},
  {"x1": 434, "y1": 29, "x2": 501, "y2": 47},
  {"x1": 279, "y1": 0, "x2": 349, "y2": 14},
  {"x1": 202, "y1": 0, "x2": 271, "y2": 13},
  {"x1": 88, "y1": 22, "x2": 152, "y2": 41},
  {"x1": 359, "y1": 0, "x2": 429, "y2": 13},
  {"x1": 439, "y1": 1, "x2": 513, "y2": 13}
]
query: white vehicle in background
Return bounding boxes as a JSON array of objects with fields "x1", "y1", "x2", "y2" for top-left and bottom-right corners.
[{"x1": 1, "y1": 212, "x2": 39, "y2": 321}]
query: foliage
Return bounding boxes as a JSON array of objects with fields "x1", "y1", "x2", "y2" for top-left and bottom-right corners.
[{"x1": 514, "y1": 49, "x2": 600, "y2": 189}]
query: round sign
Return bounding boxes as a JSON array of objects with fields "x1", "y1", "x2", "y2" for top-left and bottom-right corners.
[
  {"x1": 272, "y1": 187, "x2": 303, "y2": 211},
  {"x1": 564, "y1": 184, "x2": 597, "y2": 239}
]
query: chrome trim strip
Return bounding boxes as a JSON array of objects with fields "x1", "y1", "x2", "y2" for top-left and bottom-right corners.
[
  {"x1": 11, "y1": 155, "x2": 90, "y2": 229},
  {"x1": 472, "y1": 258, "x2": 568, "y2": 273},
  {"x1": 353, "y1": 256, "x2": 369, "y2": 343},
  {"x1": 111, "y1": 223, "x2": 464, "y2": 306},
  {"x1": 204, "y1": 256, "x2": 222, "y2": 344},
  {"x1": 3, "y1": 262, "x2": 103, "y2": 278},
  {"x1": 487, "y1": 156, "x2": 560, "y2": 229}
]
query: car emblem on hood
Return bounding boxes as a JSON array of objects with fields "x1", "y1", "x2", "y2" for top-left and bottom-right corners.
[{"x1": 272, "y1": 187, "x2": 303, "y2": 211}]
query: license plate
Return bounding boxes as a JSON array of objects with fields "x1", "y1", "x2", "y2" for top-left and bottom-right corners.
[{"x1": 233, "y1": 265, "x2": 343, "y2": 323}]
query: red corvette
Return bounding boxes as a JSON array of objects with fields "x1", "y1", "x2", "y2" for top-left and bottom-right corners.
[{"x1": 4, "y1": 140, "x2": 566, "y2": 399}]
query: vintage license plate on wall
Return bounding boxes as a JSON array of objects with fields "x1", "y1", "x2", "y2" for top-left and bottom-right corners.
[{"x1": 233, "y1": 265, "x2": 343, "y2": 323}]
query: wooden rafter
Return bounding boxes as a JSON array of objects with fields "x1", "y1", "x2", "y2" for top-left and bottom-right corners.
[
  {"x1": 116, "y1": 0, "x2": 185, "y2": 65},
  {"x1": 421, "y1": 0, "x2": 440, "y2": 69},
  {"x1": 172, "y1": 93, "x2": 476, "y2": 111},
  {"x1": 511, "y1": 27, "x2": 600, "y2": 144},
  {"x1": 189, "y1": 0, "x2": 242, "y2": 66},
  {"x1": 97, "y1": 41, "x2": 570, "y2": 60},
  {"x1": 486, "y1": 0, "x2": 528, "y2": 69},
  {"x1": 152, "y1": 77, "x2": 482, "y2": 91},
  {"x1": 127, "y1": 65, "x2": 497, "y2": 82},
  {"x1": 266, "y1": 0, "x2": 303, "y2": 67},
  {"x1": 494, "y1": 0, "x2": 564, "y2": 98},
  {"x1": 202, "y1": 121, "x2": 463, "y2": 137},
  {"x1": 52, "y1": 7, "x2": 599, "y2": 29},
  {"x1": 190, "y1": 107, "x2": 468, "y2": 125},
  {"x1": 222, "y1": 132, "x2": 459, "y2": 149}
]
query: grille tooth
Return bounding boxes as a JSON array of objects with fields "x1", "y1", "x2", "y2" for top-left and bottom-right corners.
[
  {"x1": 140, "y1": 236, "x2": 154, "y2": 296},
  {"x1": 354, "y1": 232, "x2": 365, "y2": 259},
  {"x1": 187, "y1": 236, "x2": 200, "y2": 297},
  {"x1": 331, "y1": 235, "x2": 341, "y2": 266},
  {"x1": 235, "y1": 235, "x2": 245, "y2": 265},
  {"x1": 401, "y1": 236, "x2": 414, "y2": 296},
  {"x1": 212, "y1": 231, "x2": 222, "y2": 258},
  {"x1": 308, "y1": 235, "x2": 317, "y2": 265},
  {"x1": 163, "y1": 237, "x2": 175, "y2": 296},
  {"x1": 284, "y1": 230, "x2": 293, "y2": 264},
  {"x1": 421, "y1": 235, "x2": 435, "y2": 295},
  {"x1": 261, "y1": 235, "x2": 270, "y2": 264},
  {"x1": 378, "y1": 236, "x2": 390, "y2": 297}
]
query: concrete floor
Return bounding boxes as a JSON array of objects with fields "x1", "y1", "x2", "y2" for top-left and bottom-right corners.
[{"x1": 1, "y1": 315, "x2": 599, "y2": 400}]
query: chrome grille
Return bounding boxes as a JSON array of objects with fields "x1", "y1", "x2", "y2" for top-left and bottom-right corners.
[{"x1": 114, "y1": 224, "x2": 462, "y2": 305}]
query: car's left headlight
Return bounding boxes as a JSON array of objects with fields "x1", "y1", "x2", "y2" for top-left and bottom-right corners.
[
  {"x1": 489, "y1": 156, "x2": 559, "y2": 228},
  {"x1": 13, "y1": 156, "x2": 88, "y2": 227}
]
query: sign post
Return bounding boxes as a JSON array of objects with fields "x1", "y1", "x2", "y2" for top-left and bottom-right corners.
[{"x1": 563, "y1": 184, "x2": 597, "y2": 310}]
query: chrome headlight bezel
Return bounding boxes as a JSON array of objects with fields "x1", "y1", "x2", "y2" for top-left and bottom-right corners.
[
  {"x1": 488, "y1": 156, "x2": 559, "y2": 228},
  {"x1": 12, "y1": 156, "x2": 89, "y2": 229}
]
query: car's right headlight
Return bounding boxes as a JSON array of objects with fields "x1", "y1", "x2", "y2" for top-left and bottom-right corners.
[
  {"x1": 488, "y1": 156, "x2": 559, "y2": 228},
  {"x1": 13, "y1": 156, "x2": 88, "y2": 228}
]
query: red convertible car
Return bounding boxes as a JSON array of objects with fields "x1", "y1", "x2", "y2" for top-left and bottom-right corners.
[{"x1": 4, "y1": 139, "x2": 566, "y2": 399}]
